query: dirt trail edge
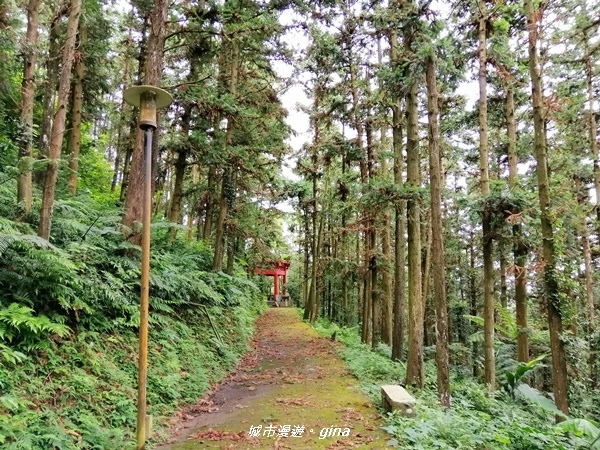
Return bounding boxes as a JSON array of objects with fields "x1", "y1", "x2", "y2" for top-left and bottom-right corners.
[{"x1": 156, "y1": 308, "x2": 389, "y2": 450}]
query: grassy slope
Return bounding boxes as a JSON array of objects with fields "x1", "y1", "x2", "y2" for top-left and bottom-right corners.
[
  {"x1": 0, "y1": 303, "x2": 264, "y2": 449},
  {"x1": 0, "y1": 300, "x2": 264, "y2": 449}
]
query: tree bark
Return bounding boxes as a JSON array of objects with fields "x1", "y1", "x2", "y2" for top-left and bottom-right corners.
[
  {"x1": 212, "y1": 34, "x2": 239, "y2": 271},
  {"x1": 200, "y1": 165, "x2": 217, "y2": 240},
  {"x1": 168, "y1": 105, "x2": 192, "y2": 241},
  {"x1": 67, "y1": 25, "x2": 86, "y2": 195},
  {"x1": 478, "y1": 0, "x2": 495, "y2": 389},
  {"x1": 38, "y1": 0, "x2": 82, "y2": 239},
  {"x1": 525, "y1": 0, "x2": 569, "y2": 416},
  {"x1": 426, "y1": 55, "x2": 450, "y2": 407},
  {"x1": 392, "y1": 99, "x2": 406, "y2": 361},
  {"x1": 122, "y1": 0, "x2": 169, "y2": 241},
  {"x1": 17, "y1": 0, "x2": 41, "y2": 213},
  {"x1": 36, "y1": 3, "x2": 67, "y2": 187},
  {"x1": 212, "y1": 167, "x2": 231, "y2": 271},
  {"x1": 366, "y1": 113, "x2": 380, "y2": 349},
  {"x1": 380, "y1": 137, "x2": 393, "y2": 346},
  {"x1": 390, "y1": 30, "x2": 406, "y2": 362},
  {"x1": 404, "y1": 17, "x2": 423, "y2": 387},
  {"x1": 584, "y1": 32, "x2": 600, "y2": 243},
  {"x1": 506, "y1": 86, "x2": 529, "y2": 362}
]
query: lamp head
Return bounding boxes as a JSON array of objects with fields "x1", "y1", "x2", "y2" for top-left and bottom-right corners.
[{"x1": 123, "y1": 85, "x2": 173, "y2": 130}]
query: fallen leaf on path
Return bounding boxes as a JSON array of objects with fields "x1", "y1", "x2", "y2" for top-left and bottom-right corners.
[
  {"x1": 190, "y1": 428, "x2": 260, "y2": 444},
  {"x1": 275, "y1": 397, "x2": 316, "y2": 407}
]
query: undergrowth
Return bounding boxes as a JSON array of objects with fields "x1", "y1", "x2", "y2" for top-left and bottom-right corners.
[
  {"x1": 0, "y1": 189, "x2": 267, "y2": 449},
  {"x1": 312, "y1": 316, "x2": 599, "y2": 450}
]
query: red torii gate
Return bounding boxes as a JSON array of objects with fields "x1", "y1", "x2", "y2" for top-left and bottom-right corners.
[{"x1": 252, "y1": 261, "x2": 291, "y2": 306}]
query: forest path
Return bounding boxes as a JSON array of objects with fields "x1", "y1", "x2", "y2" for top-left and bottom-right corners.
[{"x1": 156, "y1": 308, "x2": 388, "y2": 449}]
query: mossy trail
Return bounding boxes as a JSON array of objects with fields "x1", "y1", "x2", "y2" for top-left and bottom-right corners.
[{"x1": 157, "y1": 308, "x2": 389, "y2": 449}]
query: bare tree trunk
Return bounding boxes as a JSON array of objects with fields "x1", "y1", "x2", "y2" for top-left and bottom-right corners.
[
  {"x1": 307, "y1": 204, "x2": 324, "y2": 323},
  {"x1": 390, "y1": 28, "x2": 406, "y2": 361},
  {"x1": 122, "y1": 0, "x2": 169, "y2": 241},
  {"x1": 469, "y1": 232, "x2": 479, "y2": 377},
  {"x1": 478, "y1": 0, "x2": 496, "y2": 389},
  {"x1": 499, "y1": 244, "x2": 507, "y2": 309},
  {"x1": 405, "y1": 22, "x2": 423, "y2": 387},
  {"x1": 525, "y1": 0, "x2": 569, "y2": 416},
  {"x1": 212, "y1": 168, "x2": 230, "y2": 271},
  {"x1": 38, "y1": 0, "x2": 81, "y2": 239},
  {"x1": 168, "y1": 105, "x2": 192, "y2": 241},
  {"x1": 36, "y1": 2, "x2": 67, "y2": 187},
  {"x1": 200, "y1": 165, "x2": 217, "y2": 240},
  {"x1": 506, "y1": 86, "x2": 529, "y2": 362},
  {"x1": 226, "y1": 236, "x2": 235, "y2": 275},
  {"x1": 582, "y1": 229, "x2": 595, "y2": 324},
  {"x1": 392, "y1": 98, "x2": 406, "y2": 361},
  {"x1": 379, "y1": 37, "x2": 392, "y2": 345},
  {"x1": 584, "y1": 33, "x2": 600, "y2": 242},
  {"x1": 119, "y1": 15, "x2": 147, "y2": 202},
  {"x1": 426, "y1": 55, "x2": 450, "y2": 407},
  {"x1": 212, "y1": 36, "x2": 239, "y2": 270},
  {"x1": 302, "y1": 208, "x2": 310, "y2": 307},
  {"x1": 366, "y1": 112, "x2": 380, "y2": 349},
  {"x1": 341, "y1": 153, "x2": 349, "y2": 325},
  {"x1": 304, "y1": 87, "x2": 321, "y2": 321},
  {"x1": 17, "y1": 0, "x2": 41, "y2": 213},
  {"x1": 381, "y1": 161, "x2": 393, "y2": 345},
  {"x1": 67, "y1": 25, "x2": 86, "y2": 195}
]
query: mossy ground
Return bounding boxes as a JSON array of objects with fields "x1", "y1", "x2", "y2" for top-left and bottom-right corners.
[{"x1": 159, "y1": 308, "x2": 389, "y2": 449}]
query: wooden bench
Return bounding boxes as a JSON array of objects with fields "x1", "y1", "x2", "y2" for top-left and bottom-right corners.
[{"x1": 381, "y1": 385, "x2": 416, "y2": 416}]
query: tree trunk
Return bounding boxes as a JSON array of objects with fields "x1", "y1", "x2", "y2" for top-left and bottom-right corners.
[
  {"x1": 212, "y1": 167, "x2": 231, "y2": 271},
  {"x1": 307, "y1": 202, "x2": 324, "y2": 323},
  {"x1": 36, "y1": 3, "x2": 66, "y2": 186},
  {"x1": 38, "y1": 0, "x2": 82, "y2": 239},
  {"x1": 304, "y1": 87, "x2": 321, "y2": 321},
  {"x1": 469, "y1": 232, "x2": 479, "y2": 377},
  {"x1": 302, "y1": 207, "x2": 310, "y2": 307},
  {"x1": 478, "y1": 0, "x2": 496, "y2": 389},
  {"x1": 390, "y1": 27, "x2": 406, "y2": 361},
  {"x1": 201, "y1": 165, "x2": 217, "y2": 240},
  {"x1": 584, "y1": 32, "x2": 600, "y2": 243},
  {"x1": 405, "y1": 21, "x2": 423, "y2": 387},
  {"x1": 122, "y1": 0, "x2": 169, "y2": 241},
  {"x1": 168, "y1": 105, "x2": 192, "y2": 241},
  {"x1": 17, "y1": 0, "x2": 41, "y2": 213},
  {"x1": 506, "y1": 86, "x2": 529, "y2": 362},
  {"x1": 379, "y1": 37, "x2": 392, "y2": 346},
  {"x1": 226, "y1": 236, "x2": 235, "y2": 275},
  {"x1": 426, "y1": 55, "x2": 450, "y2": 407},
  {"x1": 212, "y1": 34, "x2": 239, "y2": 270},
  {"x1": 392, "y1": 98, "x2": 406, "y2": 361},
  {"x1": 525, "y1": 0, "x2": 569, "y2": 416},
  {"x1": 582, "y1": 229, "x2": 595, "y2": 324},
  {"x1": 366, "y1": 113, "x2": 380, "y2": 349},
  {"x1": 67, "y1": 25, "x2": 86, "y2": 195},
  {"x1": 381, "y1": 148, "x2": 393, "y2": 346},
  {"x1": 341, "y1": 153, "x2": 349, "y2": 325}
]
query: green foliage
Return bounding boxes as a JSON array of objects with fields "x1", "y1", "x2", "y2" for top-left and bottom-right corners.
[
  {"x1": 500, "y1": 354, "x2": 546, "y2": 399},
  {"x1": 0, "y1": 185, "x2": 266, "y2": 447},
  {"x1": 312, "y1": 316, "x2": 597, "y2": 450},
  {"x1": 0, "y1": 304, "x2": 70, "y2": 351}
]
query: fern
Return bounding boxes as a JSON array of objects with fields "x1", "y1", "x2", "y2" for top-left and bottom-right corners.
[
  {"x1": 0, "y1": 233, "x2": 57, "y2": 257},
  {"x1": 0, "y1": 304, "x2": 70, "y2": 351}
]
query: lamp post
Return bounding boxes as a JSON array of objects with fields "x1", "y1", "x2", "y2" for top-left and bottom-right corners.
[{"x1": 123, "y1": 85, "x2": 172, "y2": 450}]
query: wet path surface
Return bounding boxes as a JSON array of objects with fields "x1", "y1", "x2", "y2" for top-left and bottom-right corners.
[{"x1": 156, "y1": 308, "x2": 388, "y2": 449}]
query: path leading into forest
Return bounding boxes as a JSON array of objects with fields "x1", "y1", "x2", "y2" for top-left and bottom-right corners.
[{"x1": 157, "y1": 308, "x2": 389, "y2": 449}]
